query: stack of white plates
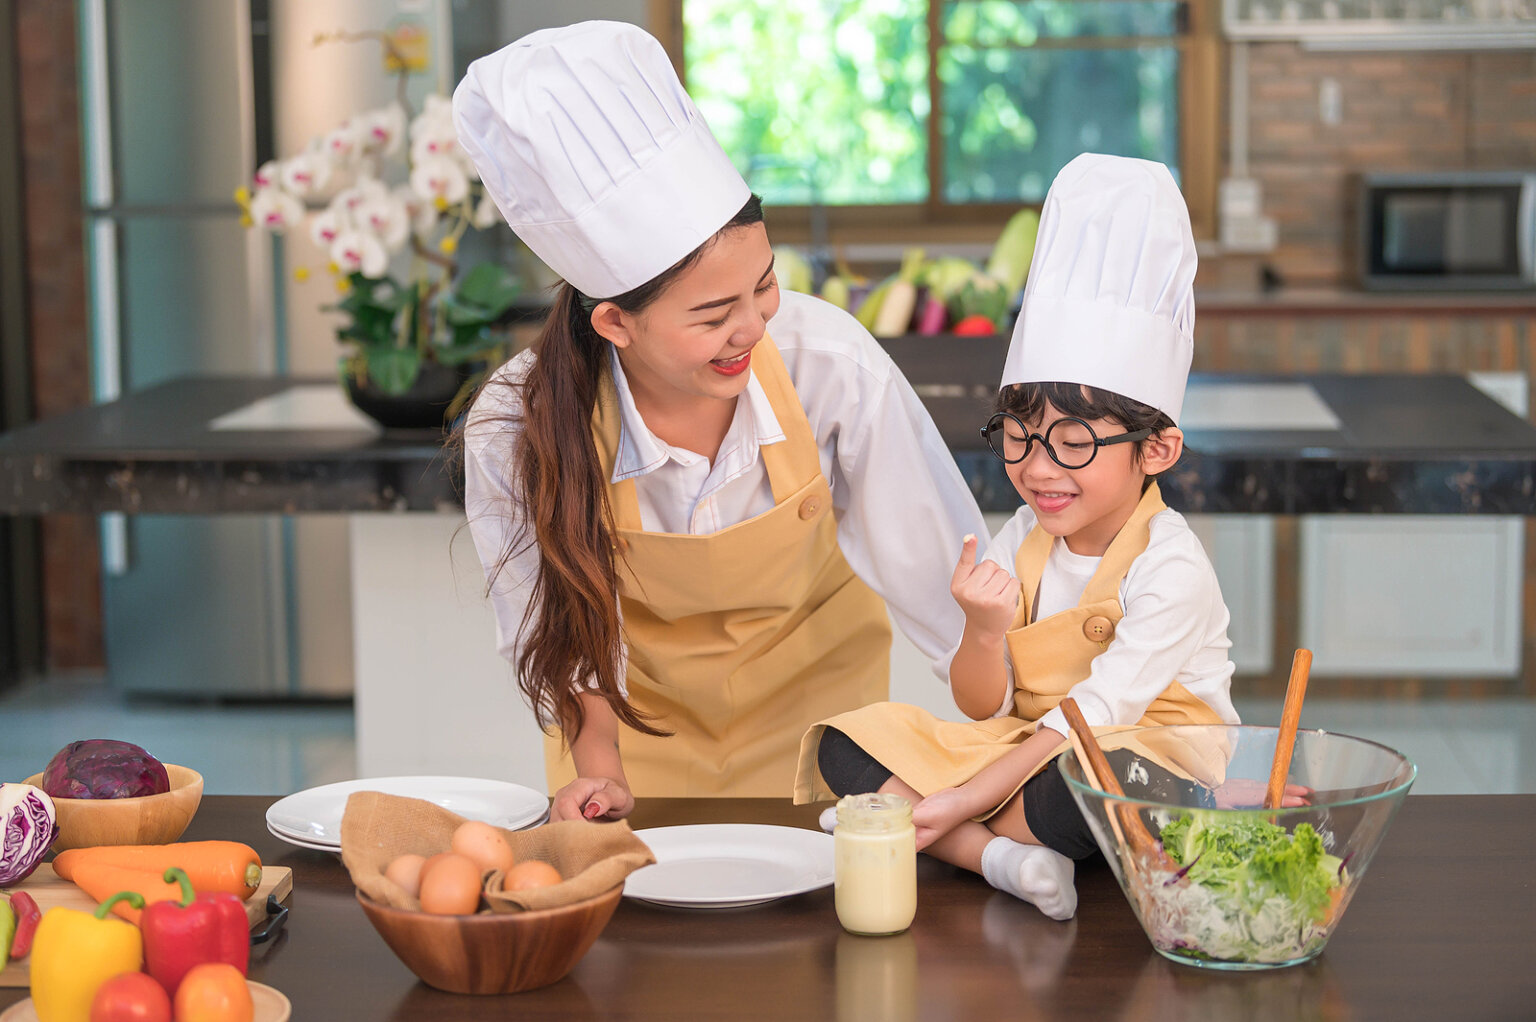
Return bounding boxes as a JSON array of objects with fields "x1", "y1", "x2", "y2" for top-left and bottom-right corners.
[{"x1": 264, "y1": 776, "x2": 550, "y2": 853}]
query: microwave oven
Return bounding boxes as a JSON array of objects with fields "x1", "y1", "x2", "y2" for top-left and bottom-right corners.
[{"x1": 1359, "y1": 171, "x2": 1536, "y2": 290}]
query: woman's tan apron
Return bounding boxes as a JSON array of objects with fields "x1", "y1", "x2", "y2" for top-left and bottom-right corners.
[
  {"x1": 544, "y1": 335, "x2": 892, "y2": 797},
  {"x1": 794, "y1": 483, "x2": 1227, "y2": 811}
]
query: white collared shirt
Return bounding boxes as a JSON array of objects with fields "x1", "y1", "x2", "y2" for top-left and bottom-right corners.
[
  {"x1": 464, "y1": 290, "x2": 989, "y2": 693},
  {"x1": 980, "y1": 504, "x2": 1240, "y2": 735}
]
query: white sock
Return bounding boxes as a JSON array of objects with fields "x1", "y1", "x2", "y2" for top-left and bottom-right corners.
[{"x1": 980, "y1": 836, "x2": 1077, "y2": 921}]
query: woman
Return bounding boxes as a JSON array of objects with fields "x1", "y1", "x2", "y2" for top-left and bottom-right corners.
[{"x1": 453, "y1": 21, "x2": 986, "y2": 819}]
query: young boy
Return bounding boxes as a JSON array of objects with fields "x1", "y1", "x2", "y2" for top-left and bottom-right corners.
[{"x1": 793, "y1": 154, "x2": 1240, "y2": 921}]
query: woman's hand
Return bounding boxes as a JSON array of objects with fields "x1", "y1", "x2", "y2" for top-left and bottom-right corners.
[
  {"x1": 951, "y1": 535, "x2": 1020, "y2": 638},
  {"x1": 549, "y1": 776, "x2": 635, "y2": 822}
]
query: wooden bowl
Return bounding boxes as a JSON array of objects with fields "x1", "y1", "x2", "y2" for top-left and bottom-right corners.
[
  {"x1": 355, "y1": 883, "x2": 623, "y2": 995},
  {"x1": 23, "y1": 764, "x2": 204, "y2": 852}
]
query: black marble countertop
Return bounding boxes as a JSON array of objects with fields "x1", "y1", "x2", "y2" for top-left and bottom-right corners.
[{"x1": 2, "y1": 358, "x2": 1535, "y2": 514}]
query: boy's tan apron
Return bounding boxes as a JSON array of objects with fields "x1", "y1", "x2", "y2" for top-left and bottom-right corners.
[
  {"x1": 794, "y1": 483, "x2": 1228, "y2": 811},
  {"x1": 544, "y1": 334, "x2": 891, "y2": 797}
]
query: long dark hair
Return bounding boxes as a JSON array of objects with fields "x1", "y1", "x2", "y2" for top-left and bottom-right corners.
[{"x1": 481, "y1": 195, "x2": 765, "y2": 744}]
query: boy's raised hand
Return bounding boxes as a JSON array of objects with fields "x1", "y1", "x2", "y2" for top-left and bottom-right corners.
[{"x1": 951, "y1": 534, "x2": 1022, "y2": 636}]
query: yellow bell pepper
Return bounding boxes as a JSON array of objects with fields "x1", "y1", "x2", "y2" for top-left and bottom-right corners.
[{"x1": 29, "y1": 891, "x2": 146, "y2": 1022}]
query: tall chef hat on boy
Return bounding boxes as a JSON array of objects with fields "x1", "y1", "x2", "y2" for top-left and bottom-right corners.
[
  {"x1": 452, "y1": 21, "x2": 751, "y2": 300},
  {"x1": 1000, "y1": 153, "x2": 1197, "y2": 424}
]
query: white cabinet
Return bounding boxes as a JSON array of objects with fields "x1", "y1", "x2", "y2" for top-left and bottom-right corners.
[
  {"x1": 1299, "y1": 515, "x2": 1522, "y2": 675},
  {"x1": 1185, "y1": 515, "x2": 1277, "y2": 676},
  {"x1": 1298, "y1": 372, "x2": 1526, "y2": 678}
]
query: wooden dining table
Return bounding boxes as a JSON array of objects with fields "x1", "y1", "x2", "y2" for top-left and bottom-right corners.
[{"x1": 2, "y1": 794, "x2": 1530, "y2": 1021}]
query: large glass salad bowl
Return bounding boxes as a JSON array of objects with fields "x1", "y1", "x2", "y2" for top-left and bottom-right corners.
[{"x1": 1059, "y1": 724, "x2": 1416, "y2": 971}]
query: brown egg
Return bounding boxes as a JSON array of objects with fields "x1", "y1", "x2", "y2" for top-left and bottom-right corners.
[
  {"x1": 503, "y1": 859, "x2": 562, "y2": 891},
  {"x1": 451, "y1": 820, "x2": 517, "y2": 875},
  {"x1": 384, "y1": 853, "x2": 427, "y2": 897},
  {"x1": 418, "y1": 852, "x2": 484, "y2": 915},
  {"x1": 417, "y1": 852, "x2": 457, "y2": 886}
]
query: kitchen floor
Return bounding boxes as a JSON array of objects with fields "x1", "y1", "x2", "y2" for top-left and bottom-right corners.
[{"x1": 2, "y1": 671, "x2": 1534, "y2": 797}]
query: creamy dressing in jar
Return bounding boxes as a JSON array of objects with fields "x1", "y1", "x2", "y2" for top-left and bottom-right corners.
[{"x1": 834, "y1": 792, "x2": 916, "y2": 936}]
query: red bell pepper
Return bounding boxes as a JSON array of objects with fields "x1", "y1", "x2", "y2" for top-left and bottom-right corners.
[
  {"x1": 140, "y1": 867, "x2": 249, "y2": 998},
  {"x1": 4, "y1": 890, "x2": 41, "y2": 958}
]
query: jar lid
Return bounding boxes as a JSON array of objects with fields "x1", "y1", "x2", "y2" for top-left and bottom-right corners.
[{"x1": 835, "y1": 792, "x2": 913, "y2": 833}]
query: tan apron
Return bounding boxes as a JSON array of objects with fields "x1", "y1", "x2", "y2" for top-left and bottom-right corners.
[
  {"x1": 794, "y1": 483, "x2": 1228, "y2": 810},
  {"x1": 544, "y1": 335, "x2": 892, "y2": 797}
]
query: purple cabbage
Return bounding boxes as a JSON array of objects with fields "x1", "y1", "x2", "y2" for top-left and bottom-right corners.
[
  {"x1": 41, "y1": 739, "x2": 170, "y2": 799},
  {"x1": 1, "y1": 782, "x2": 58, "y2": 886}
]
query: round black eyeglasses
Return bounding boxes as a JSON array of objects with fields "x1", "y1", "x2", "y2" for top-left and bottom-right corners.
[{"x1": 979, "y1": 412, "x2": 1153, "y2": 470}]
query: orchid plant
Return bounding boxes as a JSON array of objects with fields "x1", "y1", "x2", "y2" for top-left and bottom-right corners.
[{"x1": 238, "y1": 30, "x2": 519, "y2": 402}]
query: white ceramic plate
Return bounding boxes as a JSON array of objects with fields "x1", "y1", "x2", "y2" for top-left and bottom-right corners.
[
  {"x1": 265, "y1": 776, "x2": 549, "y2": 846},
  {"x1": 624, "y1": 824, "x2": 835, "y2": 909},
  {"x1": 265, "y1": 820, "x2": 343, "y2": 855}
]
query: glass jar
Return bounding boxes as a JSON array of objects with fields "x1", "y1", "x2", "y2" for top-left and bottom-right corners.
[{"x1": 834, "y1": 792, "x2": 916, "y2": 936}]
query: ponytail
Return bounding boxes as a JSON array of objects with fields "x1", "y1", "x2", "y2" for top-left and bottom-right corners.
[{"x1": 509, "y1": 285, "x2": 665, "y2": 740}]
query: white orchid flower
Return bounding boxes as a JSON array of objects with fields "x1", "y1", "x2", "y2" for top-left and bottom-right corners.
[
  {"x1": 357, "y1": 192, "x2": 412, "y2": 252},
  {"x1": 410, "y1": 155, "x2": 469, "y2": 205},
  {"x1": 330, "y1": 230, "x2": 389, "y2": 278},
  {"x1": 248, "y1": 187, "x2": 306, "y2": 233},
  {"x1": 410, "y1": 95, "x2": 455, "y2": 137},
  {"x1": 331, "y1": 177, "x2": 390, "y2": 219},
  {"x1": 279, "y1": 151, "x2": 332, "y2": 197},
  {"x1": 309, "y1": 207, "x2": 348, "y2": 249},
  {"x1": 392, "y1": 184, "x2": 438, "y2": 236},
  {"x1": 471, "y1": 190, "x2": 499, "y2": 230},
  {"x1": 409, "y1": 124, "x2": 465, "y2": 165},
  {"x1": 253, "y1": 160, "x2": 282, "y2": 190},
  {"x1": 361, "y1": 103, "x2": 407, "y2": 158},
  {"x1": 324, "y1": 118, "x2": 366, "y2": 165}
]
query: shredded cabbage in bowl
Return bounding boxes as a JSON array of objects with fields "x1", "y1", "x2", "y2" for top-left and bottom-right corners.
[{"x1": 1136, "y1": 812, "x2": 1347, "y2": 965}]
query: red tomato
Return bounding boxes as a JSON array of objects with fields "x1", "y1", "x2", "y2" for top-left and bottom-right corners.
[
  {"x1": 951, "y1": 314, "x2": 997, "y2": 336},
  {"x1": 89, "y1": 971, "x2": 173, "y2": 1022},
  {"x1": 172, "y1": 963, "x2": 254, "y2": 1022}
]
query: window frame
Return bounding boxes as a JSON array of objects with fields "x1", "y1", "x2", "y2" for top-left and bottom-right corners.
[{"x1": 649, "y1": 0, "x2": 1220, "y2": 244}]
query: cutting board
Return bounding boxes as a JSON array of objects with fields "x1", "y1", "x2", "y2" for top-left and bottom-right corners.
[{"x1": 0, "y1": 866, "x2": 292, "y2": 987}]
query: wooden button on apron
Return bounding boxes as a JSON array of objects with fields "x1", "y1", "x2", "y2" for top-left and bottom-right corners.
[
  {"x1": 798, "y1": 495, "x2": 822, "y2": 520},
  {"x1": 1082, "y1": 616, "x2": 1114, "y2": 642}
]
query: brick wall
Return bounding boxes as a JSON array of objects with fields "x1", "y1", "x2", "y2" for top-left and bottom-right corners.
[
  {"x1": 16, "y1": 0, "x2": 103, "y2": 670},
  {"x1": 1239, "y1": 43, "x2": 1536, "y2": 287}
]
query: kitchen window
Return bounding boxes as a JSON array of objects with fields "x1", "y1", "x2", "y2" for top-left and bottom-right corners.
[{"x1": 652, "y1": 0, "x2": 1219, "y2": 240}]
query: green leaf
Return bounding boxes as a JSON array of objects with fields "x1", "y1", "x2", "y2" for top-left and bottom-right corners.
[
  {"x1": 360, "y1": 345, "x2": 422, "y2": 396},
  {"x1": 453, "y1": 263, "x2": 521, "y2": 317}
]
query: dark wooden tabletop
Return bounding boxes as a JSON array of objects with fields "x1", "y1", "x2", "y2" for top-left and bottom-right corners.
[{"x1": 2, "y1": 795, "x2": 1531, "y2": 1021}]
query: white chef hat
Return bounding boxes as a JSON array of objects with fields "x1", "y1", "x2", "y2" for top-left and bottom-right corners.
[
  {"x1": 999, "y1": 153, "x2": 1197, "y2": 424},
  {"x1": 452, "y1": 21, "x2": 751, "y2": 300}
]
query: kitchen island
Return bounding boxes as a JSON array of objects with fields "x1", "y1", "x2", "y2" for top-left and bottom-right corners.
[
  {"x1": 3, "y1": 367, "x2": 1535, "y2": 515},
  {"x1": 2, "y1": 370, "x2": 1536, "y2": 780},
  {"x1": 1, "y1": 794, "x2": 1528, "y2": 1021}
]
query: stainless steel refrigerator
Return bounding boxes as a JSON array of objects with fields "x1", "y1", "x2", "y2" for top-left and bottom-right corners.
[
  {"x1": 79, "y1": 0, "x2": 456, "y2": 697},
  {"x1": 80, "y1": 0, "x2": 644, "y2": 698}
]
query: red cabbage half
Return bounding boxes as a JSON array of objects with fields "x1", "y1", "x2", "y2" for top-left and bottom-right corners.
[
  {"x1": 41, "y1": 739, "x2": 171, "y2": 799},
  {"x1": 0, "y1": 782, "x2": 58, "y2": 885}
]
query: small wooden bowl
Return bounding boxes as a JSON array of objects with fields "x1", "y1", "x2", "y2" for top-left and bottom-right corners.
[
  {"x1": 23, "y1": 764, "x2": 203, "y2": 852},
  {"x1": 356, "y1": 883, "x2": 623, "y2": 995}
]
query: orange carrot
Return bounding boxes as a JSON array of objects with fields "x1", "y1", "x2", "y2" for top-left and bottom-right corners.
[
  {"x1": 62, "y1": 861, "x2": 186, "y2": 924},
  {"x1": 52, "y1": 841, "x2": 262, "y2": 899}
]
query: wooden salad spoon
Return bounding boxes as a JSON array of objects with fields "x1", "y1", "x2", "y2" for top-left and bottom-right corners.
[{"x1": 1263, "y1": 648, "x2": 1313, "y2": 811}]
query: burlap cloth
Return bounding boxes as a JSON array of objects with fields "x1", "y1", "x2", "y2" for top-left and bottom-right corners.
[{"x1": 340, "y1": 791, "x2": 655, "y2": 913}]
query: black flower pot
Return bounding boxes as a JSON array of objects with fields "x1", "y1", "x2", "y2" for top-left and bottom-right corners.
[{"x1": 344, "y1": 359, "x2": 475, "y2": 430}]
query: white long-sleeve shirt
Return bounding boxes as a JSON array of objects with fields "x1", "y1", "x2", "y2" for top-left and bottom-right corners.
[
  {"x1": 463, "y1": 290, "x2": 989, "y2": 691},
  {"x1": 979, "y1": 503, "x2": 1240, "y2": 737}
]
